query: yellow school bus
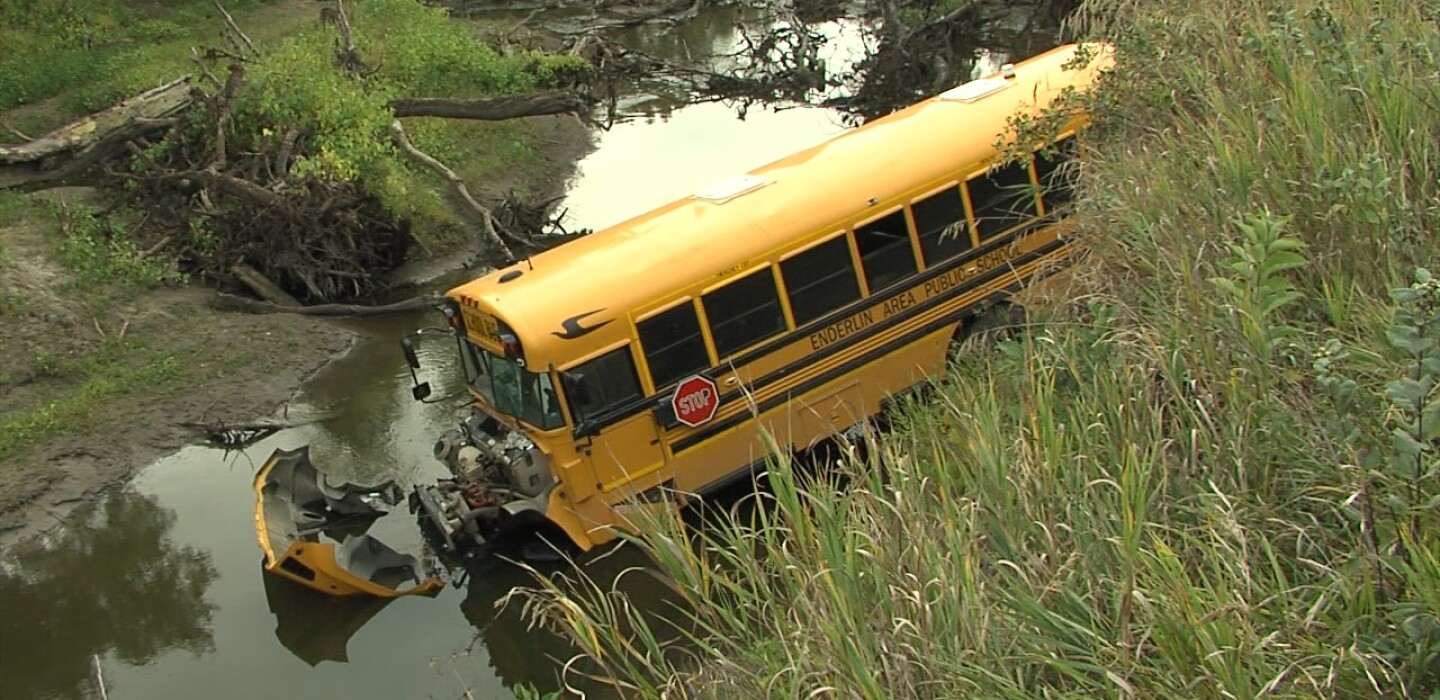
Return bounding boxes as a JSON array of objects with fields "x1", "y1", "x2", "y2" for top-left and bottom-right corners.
[{"x1": 405, "y1": 43, "x2": 1113, "y2": 554}]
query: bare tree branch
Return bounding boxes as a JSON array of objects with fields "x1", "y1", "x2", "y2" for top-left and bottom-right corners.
[
  {"x1": 211, "y1": 292, "x2": 443, "y2": 316},
  {"x1": 212, "y1": 1, "x2": 256, "y2": 55},
  {"x1": 0, "y1": 120, "x2": 32, "y2": 142},
  {"x1": 389, "y1": 92, "x2": 591, "y2": 120},
  {"x1": 0, "y1": 78, "x2": 191, "y2": 165},
  {"x1": 388, "y1": 119, "x2": 515, "y2": 259}
]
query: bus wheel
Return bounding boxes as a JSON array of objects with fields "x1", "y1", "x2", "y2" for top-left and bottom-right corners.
[{"x1": 951, "y1": 302, "x2": 1026, "y2": 353}]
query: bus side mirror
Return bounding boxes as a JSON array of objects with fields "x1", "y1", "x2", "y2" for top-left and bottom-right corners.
[
  {"x1": 401, "y1": 336, "x2": 431, "y2": 402},
  {"x1": 401, "y1": 337, "x2": 421, "y2": 370},
  {"x1": 561, "y1": 371, "x2": 589, "y2": 405}
]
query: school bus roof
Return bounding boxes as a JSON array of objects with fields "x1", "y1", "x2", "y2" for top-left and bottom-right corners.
[{"x1": 448, "y1": 43, "x2": 1112, "y2": 371}]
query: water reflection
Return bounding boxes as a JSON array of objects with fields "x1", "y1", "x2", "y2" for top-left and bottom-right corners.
[
  {"x1": 261, "y1": 570, "x2": 392, "y2": 666},
  {"x1": 0, "y1": 492, "x2": 218, "y2": 700},
  {"x1": 455, "y1": 546, "x2": 687, "y2": 695},
  {"x1": 612, "y1": 5, "x2": 756, "y2": 73}
]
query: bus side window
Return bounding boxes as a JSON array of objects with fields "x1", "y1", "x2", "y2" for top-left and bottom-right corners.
[
  {"x1": 965, "y1": 159, "x2": 1039, "y2": 240},
  {"x1": 702, "y1": 267, "x2": 786, "y2": 359},
  {"x1": 637, "y1": 301, "x2": 711, "y2": 390},
  {"x1": 853, "y1": 209, "x2": 917, "y2": 293},
  {"x1": 1034, "y1": 137, "x2": 1078, "y2": 215},
  {"x1": 569, "y1": 346, "x2": 643, "y2": 420},
  {"x1": 780, "y1": 235, "x2": 863, "y2": 327},
  {"x1": 910, "y1": 185, "x2": 971, "y2": 267}
]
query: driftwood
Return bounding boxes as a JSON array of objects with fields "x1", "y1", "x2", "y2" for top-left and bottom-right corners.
[
  {"x1": 179, "y1": 415, "x2": 332, "y2": 449},
  {"x1": 178, "y1": 417, "x2": 330, "y2": 432},
  {"x1": 231, "y1": 263, "x2": 302, "y2": 307},
  {"x1": 211, "y1": 292, "x2": 442, "y2": 316},
  {"x1": 0, "y1": 78, "x2": 191, "y2": 189},
  {"x1": 388, "y1": 119, "x2": 515, "y2": 258}
]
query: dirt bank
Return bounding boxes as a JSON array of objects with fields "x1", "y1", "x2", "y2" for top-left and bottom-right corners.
[{"x1": 0, "y1": 114, "x2": 593, "y2": 549}]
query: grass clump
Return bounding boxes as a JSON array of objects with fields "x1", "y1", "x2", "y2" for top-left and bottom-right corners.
[
  {"x1": 0, "y1": 347, "x2": 180, "y2": 460},
  {"x1": 53, "y1": 204, "x2": 172, "y2": 290},
  {"x1": 515, "y1": 0, "x2": 1440, "y2": 696},
  {"x1": 0, "y1": 0, "x2": 278, "y2": 117}
]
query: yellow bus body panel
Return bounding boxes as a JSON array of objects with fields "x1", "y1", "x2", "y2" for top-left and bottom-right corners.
[{"x1": 446, "y1": 43, "x2": 1113, "y2": 549}]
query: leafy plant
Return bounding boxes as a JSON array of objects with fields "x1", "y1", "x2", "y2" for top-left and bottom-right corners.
[
  {"x1": 1384, "y1": 269, "x2": 1440, "y2": 533},
  {"x1": 55, "y1": 208, "x2": 171, "y2": 289},
  {"x1": 1209, "y1": 212, "x2": 1308, "y2": 359},
  {"x1": 0, "y1": 351, "x2": 179, "y2": 459}
]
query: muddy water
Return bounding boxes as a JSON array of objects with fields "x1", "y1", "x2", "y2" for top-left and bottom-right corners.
[{"x1": 0, "y1": 12, "x2": 856, "y2": 700}]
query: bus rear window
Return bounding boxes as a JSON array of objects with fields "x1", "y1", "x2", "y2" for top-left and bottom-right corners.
[
  {"x1": 1035, "y1": 137, "x2": 1078, "y2": 214},
  {"x1": 780, "y1": 235, "x2": 862, "y2": 326},
  {"x1": 911, "y1": 185, "x2": 972, "y2": 267},
  {"x1": 966, "y1": 159, "x2": 1039, "y2": 240},
  {"x1": 702, "y1": 268, "x2": 786, "y2": 359},
  {"x1": 638, "y1": 301, "x2": 711, "y2": 389},
  {"x1": 854, "y1": 210, "x2": 918, "y2": 293}
]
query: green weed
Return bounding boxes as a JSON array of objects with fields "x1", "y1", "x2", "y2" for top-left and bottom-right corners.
[
  {"x1": 0, "y1": 350, "x2": 179, "y2": 459},
  {"x1": 0, "y1": 0, "x2": 275, "y2": 114},
  {"x1": 0, "y1": 191, "x2": 43, "y2": 226},
  {"x1": 54, "y1": 208, "x2": 170, "y2": 290}
]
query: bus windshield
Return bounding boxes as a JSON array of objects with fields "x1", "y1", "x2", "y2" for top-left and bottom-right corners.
[{"x1": 469, "y1": 344, "x2": 565, "y2": 429}]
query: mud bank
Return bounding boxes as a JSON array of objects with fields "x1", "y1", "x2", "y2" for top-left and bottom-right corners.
[{"x1": 0, "y1": 114, "x2": 593, "y2": 549}]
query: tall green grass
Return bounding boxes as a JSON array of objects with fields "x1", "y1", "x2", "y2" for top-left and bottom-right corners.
[
  {"x1": 515, "y1": 0, "x2": 1440, "y2": 696},
  {"x1": 0, "y1": 0, "x2": 277, "y2": 115}
]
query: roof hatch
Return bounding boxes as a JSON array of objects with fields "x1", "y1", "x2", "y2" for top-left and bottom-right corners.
[
  {"x1": 938, "y1": 75, "x2": 1012, "y2": 102},
  {"x1": 693, "y1": 174, "x2": 768, "y2": 203}
]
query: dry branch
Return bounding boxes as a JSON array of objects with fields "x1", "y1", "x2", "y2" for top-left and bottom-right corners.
[
  {"x1": 0, "y1": 78, "x2": 191, "y2": 164},
  {"x1": 211, "y1": 292, "x2": 442, "y2": 316},
  {"x1": 0, "y1": 78, "x2": 191, "y2": 189},
  {"x1": 161, "y1": 169, "x2": 286, "y2": 208},
  {"x1": 0, "y1": 121, "x2": 31, "y2": 142},
  {"x1": 273, "y1": 128, "x2": 302, "y2": 180},
  {"x1": 389, "y1": 92, "x2": 590, "y2": 120},
  {"x1": 210, "y1": 63, "x2": 246, "y2": 168},
  {"x1": 388, "y1": 119, "x2": 515, "y2": 259},
  {"x1": 178, "y1": 417, "x2": 331, "y2": 432},
  {"x1": 231, "y1": 263, "x2": 301, "y2": 307},
  {"x1": 213, "y1": 0, "x2": 256, "y2": 56}
]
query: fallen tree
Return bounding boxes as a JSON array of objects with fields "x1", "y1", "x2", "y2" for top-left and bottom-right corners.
[
  {"x1": 0, "y1": 0, "x2": 599, "y2": 305},
  {"x1": 0, "y1": 79, "x2": 190, "y2": 190}
]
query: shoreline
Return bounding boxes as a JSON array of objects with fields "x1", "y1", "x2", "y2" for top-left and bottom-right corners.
[
  {"x1": 0, "y1": 114, "x2": 595, "y2": 552},
  {"x1": 0, "y1": 292, "x2": 359, "y2": 551}
]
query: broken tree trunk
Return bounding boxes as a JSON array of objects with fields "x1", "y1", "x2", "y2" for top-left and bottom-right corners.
[
  {"x1": 0, "y1": 77, "x2": 192, "y2": 189},
  {"x1": 1, "y1": 82, "x2": 587, "y2": 192},
  {"x1": 231, "y1": 263, "x2": 302, "y2": 307}
]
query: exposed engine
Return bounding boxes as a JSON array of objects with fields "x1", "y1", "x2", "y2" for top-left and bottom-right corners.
[{"x1": 411, "y1": 410, "x2": 554, "y2": 554}]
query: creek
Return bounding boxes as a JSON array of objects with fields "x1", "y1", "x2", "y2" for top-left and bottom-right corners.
[{"x1": 0, "y1": 8, "x2": 852, "y2": 700}]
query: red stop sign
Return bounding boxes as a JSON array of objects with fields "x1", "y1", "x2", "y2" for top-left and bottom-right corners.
[{"x1": 672, "y1": 375, "x2": 720, "y2": 427}]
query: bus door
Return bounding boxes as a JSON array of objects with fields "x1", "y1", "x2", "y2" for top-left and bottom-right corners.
[
  {"x1": 561, "y1": 346, "x2": 672, "y2": 522},
  {"x1": 585, "y1": 412, "x2": 667, "y2": 497},
  {"x1": 587, "y1": 411, "x2": 675, "y2": 533}
]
